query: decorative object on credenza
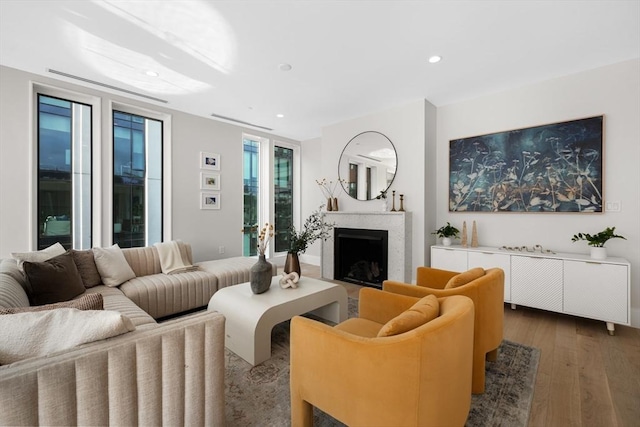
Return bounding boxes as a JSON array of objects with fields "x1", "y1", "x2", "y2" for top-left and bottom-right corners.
[
  {"x1": 286, "y1": 206, "x2": 334, "y2": 277},
  {"x1": 449, "y1": 115, "x2": 603, "y2": 212},
  {"x1": 279, "y1": 271, "x2": 300, "y2": 289},
  {"x1": 376, "y1": 189, "x2": 388, "y2": 212},
  {"x1": 471, "y1": 220, "x2": 479, "y2": 247},
  {"x1": 399, "y1": 194, "x2": 405, "y2": 212},
  {"x1": 390, "y1": 190, "x2": 397, "y2": 211},
  {"x1": 433, "y1": 222, "x2": 460, "y2": 247},
  {"x1": 571, "y1": 226, "x2": 626, "y2": 260},
  {"x1": 250, "y1": 223, "x2": 274, "y2": 294},
  {"x1": 316, "y1": 178, "x2": 344, "y2": 212},
  {"x1": 461, "y1": 221, "x2": 468, "y2": 247},
  {"x1": 499, "y1": 245, "x2": 556, "y2": 254}
]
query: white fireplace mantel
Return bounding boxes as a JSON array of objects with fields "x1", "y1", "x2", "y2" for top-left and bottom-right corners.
[{"x1": 321, "y1": 211, "x2": 412, "y2": 283}]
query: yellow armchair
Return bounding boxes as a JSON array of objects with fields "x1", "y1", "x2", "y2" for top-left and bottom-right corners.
[
  {"x1": 383, "y1": 267, "x2": 504, "y2": 394},
  {"x1": 290, "y1": 288, "x2": 475, "y2": 427}
]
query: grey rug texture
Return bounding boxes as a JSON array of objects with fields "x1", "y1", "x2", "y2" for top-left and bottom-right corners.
[{"x1": 224, "y1": 298, "x2": 540, "y2": 426}]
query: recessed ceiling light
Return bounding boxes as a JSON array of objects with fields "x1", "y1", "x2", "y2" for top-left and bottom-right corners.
[
  {"x1": 276, "y1": 113, "x2": 284, "y2": 118},
  {"x1": 145, "y1": 70, "x2": 160, "y2": 77},
  {"x1": 428, "y1": 55, "x2": 442, "y2": 64},
  {"x1": 279, "y1": 63, "x2": 292, "y2": 71}
]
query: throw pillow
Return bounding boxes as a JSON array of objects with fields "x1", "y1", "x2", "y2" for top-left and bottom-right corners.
[
  {"x1": 11, "y1": 242, "x2": 66, "y2": 270},
  {"x1": 0, "y1": 308, "x2": 135, "y2": 365},
  {"x1": 70, "y1": 249, "x2": 103, "y2": 288},
  {"x1": 0, "y1": 294, "x2": 103, "y2": 315},
  {"x1": 377, "y1": 294, "x2": 440, "y2": 337},
  {"x1": 444, "y1": 267, "x2": 485, "y2": 289},
  {"x1": 23, "y1": 251, "x2": 85, "y2": 306},
  {"x1": 93, "y1": 244, "x2": 136, "y2": 287}
]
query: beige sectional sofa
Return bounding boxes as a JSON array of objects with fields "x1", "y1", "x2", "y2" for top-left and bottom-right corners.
[{"x1": 0, "y1": 243, "x2": 275, "y2": 426}]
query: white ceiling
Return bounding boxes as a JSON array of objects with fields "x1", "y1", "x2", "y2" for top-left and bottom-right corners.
[{"x1": 1, "y1": 0, "x2": 638, "y2": 141}]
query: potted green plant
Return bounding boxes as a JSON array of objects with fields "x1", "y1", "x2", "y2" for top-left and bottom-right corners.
[
  {"x1": 571, "y1": 226, "x2": 626, "y2": 259},
  {"x1": 433, "y1": 222, "x2": 460, "y2": 246},
  {"x1": 286, "y1": 206, "x2": 334, "y2": 276}
]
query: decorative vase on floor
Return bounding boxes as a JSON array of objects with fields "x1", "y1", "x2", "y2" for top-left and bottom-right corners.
[
  {"x1": 284, "y1": 252, "x2": 302, "y2": 277},
  {"x1": 250, "y1": 254, "x2": 273, "y2": 294},
  {"x1": 590, "y1": 247, "x2": 607, "y2": 260}
]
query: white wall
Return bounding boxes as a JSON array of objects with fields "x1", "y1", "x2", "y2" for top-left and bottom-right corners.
[
  {"x1": 436, "y1": 59, "x2": 640, "y2": 327},
  {"x1": 0, "y1": 65, "x2": 299, "y2": 261},
  {"x1": 299, "y1": 136, "x2": 323, "y2": 264},
  {"x1": 305, "y1": 99, "x2": 437, "y2": 281}
]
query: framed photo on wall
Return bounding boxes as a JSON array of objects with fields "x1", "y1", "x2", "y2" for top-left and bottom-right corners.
[
  {"x1": 449, "y1": 115, "x2": 604, "y2": 213},
  {"x1": 200, "y1": 192, "x2": 221, "y2": 210},
  {"x1": 200, "y1": 172, "x2": 220, "y2": 190},
  {"x1": 200, "y1": 151, "x2": 220, "y2": 171}
]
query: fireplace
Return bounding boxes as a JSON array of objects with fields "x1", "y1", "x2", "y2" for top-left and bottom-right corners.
[{"x1": 334, "y1": 228, "x2": 388, "y2": 288}]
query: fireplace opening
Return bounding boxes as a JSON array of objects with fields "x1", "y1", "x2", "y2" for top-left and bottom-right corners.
[{"x1": 334, "y1": 228, "x2": 388, "y2": 288}]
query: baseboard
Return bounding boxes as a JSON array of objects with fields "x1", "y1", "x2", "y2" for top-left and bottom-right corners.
[
  {"x1": 630, "y1": 307, "x2": 640, "y2": 329},
  {"x1": 299, "y1": 254, "x2": 320, "y2": 266}
]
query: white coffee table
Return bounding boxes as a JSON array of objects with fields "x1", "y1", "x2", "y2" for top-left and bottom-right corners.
[{"x1": 207, "y1": 276, "x2": 348, "y2": 365}]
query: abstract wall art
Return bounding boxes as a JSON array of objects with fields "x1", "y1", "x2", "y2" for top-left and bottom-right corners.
[{"x1": 449, "y1": 116, "x2": 604, "y2": 213}]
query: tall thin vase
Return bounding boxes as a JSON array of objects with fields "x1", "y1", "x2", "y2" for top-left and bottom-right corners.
[
  {"x1": 326, "y1": 198, "x2": 334, "y2": 211},
  {"x1": 250, "y1": 254, "x2": 273, "y2": 294},
  {"x1": 332, "y1": 197, "x2": 339, "y2": 212}
]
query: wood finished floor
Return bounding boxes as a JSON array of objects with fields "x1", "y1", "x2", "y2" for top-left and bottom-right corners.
[{"x1": 297, "y1": 263, "x2": 640, "y2": 427}]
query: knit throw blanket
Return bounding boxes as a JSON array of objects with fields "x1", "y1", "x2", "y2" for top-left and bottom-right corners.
[{"x1": 154, "y1": 241, "x2": 198, "y2": 274}]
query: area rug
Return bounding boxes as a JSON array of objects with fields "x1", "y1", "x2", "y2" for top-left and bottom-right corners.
[{"x1": 224, "y1": 298, "x2": 539, "y2": 426}]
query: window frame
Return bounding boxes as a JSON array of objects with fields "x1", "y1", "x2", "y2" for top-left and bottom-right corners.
[
  {"x1": 31, "y1": 83, "x2": 102, "y2": 250},
  {"x1": 241, "y1": 133, "x2": 300, "y2": 259},
  {"x1": 107, "y1": 101, "x2": 172, "y2": 246}
]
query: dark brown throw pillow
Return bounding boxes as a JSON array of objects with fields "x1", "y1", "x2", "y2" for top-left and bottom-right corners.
[
  {"x1": 70, "y1": 249, "x2": 103, "y2": 288},
  {"x1": 23, "y1": 251, "x2": 85, "y2": 305},
  {"x1": 0, "y1": 293, "x2": 103, "y2": 314}
]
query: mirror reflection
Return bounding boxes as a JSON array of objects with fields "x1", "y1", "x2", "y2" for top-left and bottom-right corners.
[{"x1": 338, "y1": 131, "x2": 397, "y2": 201}]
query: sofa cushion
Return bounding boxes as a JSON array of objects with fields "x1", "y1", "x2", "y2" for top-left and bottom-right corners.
[
  {"x1": 377, "y1": 294, "x2": 440, "y2": 337},
  {"x1": 11, "y1": 242, "x2": 66, "y2": 270},
  {"x1": 0, "y1": 259, "x2": 30, "y2": 308},
  {"x1": 119, "y1": 271, "x2": 218, "y2": 319},
  {"x1": 70, "y1": 249, "x2": 103, "y2": 288},
  {"x1": 444, "y1": 267, "x2": 485, "y2": 289},
  {"x1": 23, "y1": 251, "x2": 85, "y2": 305},
  {"x1": 0, "y1": 293, "x2": 103, "y2": 314},
  {"x1": 197, "y1": 256, "x2": 274, "y2": 288},
  {"x1": 93, "y1": 244, "x2": 136, "y2": 287},
  {"x1": 83, "y1": 286, "x2": 157, "y2": 329},
  {"x1": 0, "y1": 308, "x2": 135, "y2": 364}
]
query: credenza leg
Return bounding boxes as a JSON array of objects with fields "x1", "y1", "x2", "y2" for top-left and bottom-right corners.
[
  {"x1": 606, "y1": 322, "x2": 615, "y2": 336},
  {"x1": 510, "y1": 303, "x2": 516, "y2": 310}
]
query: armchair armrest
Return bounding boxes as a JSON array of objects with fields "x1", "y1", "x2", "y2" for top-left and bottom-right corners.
[{"x1": 416, "y1": 266, "x2": 459, "y2": 288}]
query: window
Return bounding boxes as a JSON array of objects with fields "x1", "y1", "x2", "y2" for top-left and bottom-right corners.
[
  {"x1": 274, "y1": 146, "x2": 293, "y2": 252},
  {"x1": 242, "y1": 135, "x2": 299, "y2": 257},
  {"x1": 243, "y1": 137, "x2": 260, "y2": 256},
  {"x1": 37, "y1": 94, "x2": 92, "y2": 250},
  {"x1": 112, "y1": 111, "x2": 162, "y2": 248}
]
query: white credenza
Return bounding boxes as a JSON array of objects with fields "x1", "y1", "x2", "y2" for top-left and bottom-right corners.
[{"x1": 431, "y1": 245, "x2": 630, "y2": 334}]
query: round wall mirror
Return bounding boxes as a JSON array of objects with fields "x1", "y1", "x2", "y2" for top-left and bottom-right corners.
[{"x1": 338, "y1": 131, "x2": 397, "y2": 201}]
